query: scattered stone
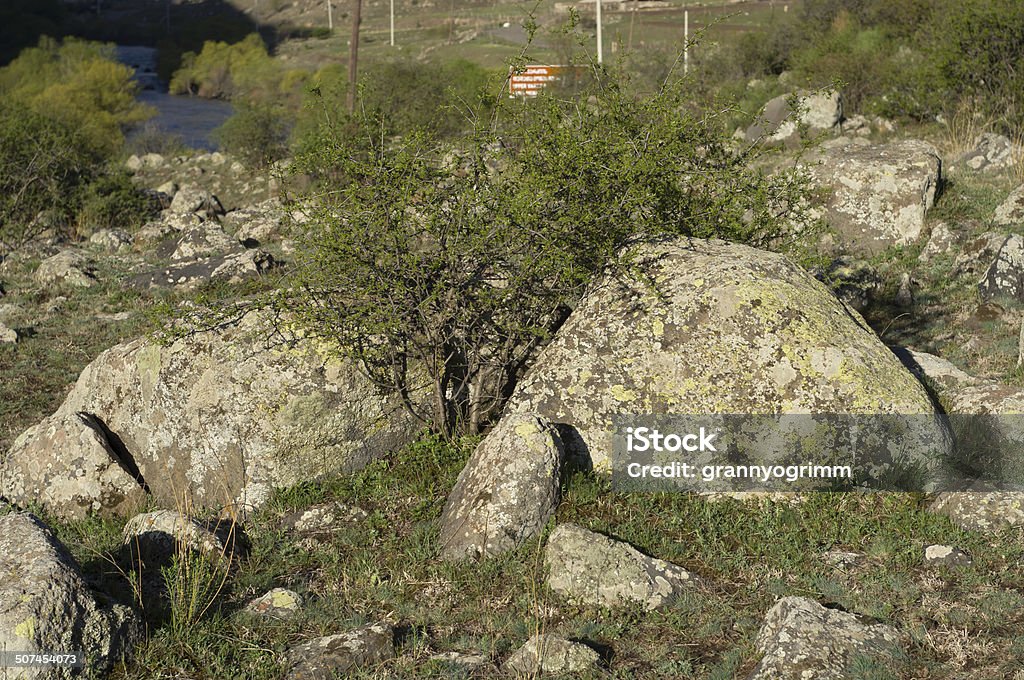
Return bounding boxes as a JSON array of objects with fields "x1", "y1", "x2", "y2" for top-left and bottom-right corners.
[
  {"x1": 507, "y1": 238, "x2": 948, "y2": 473},
  {"x1": 0, "y1": 512, "x2": 142, "y2": 674},
  {"x1": 3, "y1": 311, "x2": 424, "y2": 517},
  {"x1": 223, "y1": 199, "x2": 287, "y2": 243},
  {"x1": 245, "y1": 588, "x2": 303, "y2": 618},
  {"x1": 979, "y1": 234, "x2": 1024, "y2": 301},
  {"x1": 842, "y1": 114, "x2": 870, "y2": 136},
  {"x1": 141, "y1": 153, "x2": 166, "y2": 168},
  {"x1": 280, "y1": 501, "x2": 368, "y2": 537},
  {"x1": 33, "y1": 250, "x2": 97, "y2": 288},
  {"x1": 822, "y1": 550, "x2": 864, "y2": 569},
  {"x1": 957, "y1": 133, "x2": 1014, "y2": 173},
  {"x1": 440, "y1": 413, "x2": 564, "y2": 559},
  {"x1": 0, "y1": 320, "x2": 17, "y2": 344},
  {"x1": 995, "y1": 185, "x2": 1024, "y2": 226},
  {"x1": 209, "y1": 151, "x2": 227, "y2": 165},
  {"x1": 156, "y1": 180, "x2": 179, "y2": 197},
  {"x1": 545, "y1": 523, "x2": 697, "y2": 610},
  {"x1": 89, "y1": 228, "x2": 133, "y2": 253},
  {"x1": 924, "y1": 544, "x2": 972, "y2": 567},
  {"x1": 130, "y1": 249, "x2": 278, "y2": 291},
  {"x1": 745, "y1": 89, "x2": 843, "y2": 144},
  {"x1": 919, "y1": 221, "x2": 960, "y2": 262},
  {"x1": 429, "y1": 651, "x2": 492, "y2": 671},
  {"x1": 162, "y1": 223, "x2": 240, "y2": 261},
  {"x1": 802, "y1": 139, "x2": 941, "y2": 255},
  {"x1": 133, "y1": 221, "x2": 177, "y2": 250},
  {"x1": 169, "y1": 183, "x2": 224, "y2": 217},
  {"x1": 284, "y1": 622, "x2": 394, "y2": 679},
  {"x1": 930, "y1": 486, "x2": 1024, "y2": 531},
  {"x1": 125, "y1": 154, "x2": 142, "y2": 171},
  {"x1": 122, "y1": 510, "x2": 246, "y2": 567},
  {"x1": 955, "y1": 231, "x2": 1010, "y2": 277},
  {"x1": 750, "y1": 596, "x2": 902, "y2": 679},
  {"x1": 503, "y1": 634, "x2": 601, "y2": 675}
]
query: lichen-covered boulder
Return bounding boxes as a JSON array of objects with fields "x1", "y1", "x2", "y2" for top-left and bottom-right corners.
[
  {"x1": 544, "y1": 523, "x2": 697, "y2": 610},
  {"x1": 802, "y1": 139, "x2": 941, "y2": 255},
  {"x1": 0, "y1": 511, "x2": 142, "y2": 676},
  {"x1": 440, "y1": 413, "x2": 564, "y2": 559},
  {"x1": 222, "y1": 199, "x2": 287, "y2": 244},
  {"x1": 744, "y1": 90, "x2": 842, "y2": 144},
  {"x1": 130, "y1": 249, "x2": 278, "y2": 291},
  {"x1": 508, "y1": 238, "x2": 948, "y2": 473},
  {"x1": 161, "y1": 222, "x2": 240, "y2": 261},
  {"x1": 956, "y1": 133, "x2": 1015, "y2": 173},
  {"x1": 979, "y1": 234, "x2": 1024, "y2": 301},
  {"x1": 122, "y1": 510, "x2": 246, "y2": 567},
  {"x1": 0, "y1": 412, "x2": 146, "y2": 520},
  {"x1": 930, "y1": 486, "x2": 1024, "y2": 531},
  {"x1": 749, "y1": 596, "x2": 902, "y2": 679},
  {"x1": 33, "y1": 250, "x2": 97, "y2": 288},
  {"x1": 285, "y1": 622, "x2": 394, "y2": 679},
  {"x1": 994, "y1": 185, "x2": 1024, "y2": 226},
  {"x1": 503, "y1": 634, "x2": 601, "y2": 675},
  {"x1": 169, "y1": 183, "x2": 223, "y2": 217},
  {"x1": 2, "y1": 312, "x2": 424, "y2": 518}
]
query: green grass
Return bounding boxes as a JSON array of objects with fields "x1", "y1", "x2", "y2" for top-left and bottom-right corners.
[{"x1": 37, "y1": 434, "x2": 1020, "y2": 678}]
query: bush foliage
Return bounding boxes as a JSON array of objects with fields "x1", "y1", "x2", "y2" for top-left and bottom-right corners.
[{"x1": 273, "y1": 63, "x2": 808, "y2": 438}]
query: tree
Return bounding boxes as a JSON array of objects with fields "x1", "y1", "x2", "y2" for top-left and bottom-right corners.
[{"x1": 275, "y1": 62, "x2": 809, "y2": 439}]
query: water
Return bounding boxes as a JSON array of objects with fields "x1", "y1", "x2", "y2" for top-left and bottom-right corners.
[{"x1": 116, "y1": 45, "x2": 233, "y2": 151}]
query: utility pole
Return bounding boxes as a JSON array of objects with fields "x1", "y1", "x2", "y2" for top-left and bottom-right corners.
[
  {"x1": 596, "y1": 0, "x2": 603, "y2": 63},
  {"x1": 390, "y1": 0, "x2": 395, "y2": 46},
  {"x1": 348, "y1": 0, "x2": 362, "y2": 114},
  {"x1": 327, "y1": 0, "x2": 333, "y2": 30},
  {"x1": 684, "y1": 10, "x2": 689, "y2": 74}
]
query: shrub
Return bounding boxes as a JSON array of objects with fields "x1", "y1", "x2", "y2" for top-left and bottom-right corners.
[
  {"x1": 214, "y1": 103, "x2": 288, "y2": 169},
  {"x1": 275, "y1": 60, "x2": 809, "y2": 438},
  {"x1": 76, "y1": 171, "x2": 157, "y2": 237},
  {"x1": 0, "y1": 37, "x2": 152, "y2": 156},
  {"x1": 0, "y1": 104, "x2": 99, "y2": 252}
]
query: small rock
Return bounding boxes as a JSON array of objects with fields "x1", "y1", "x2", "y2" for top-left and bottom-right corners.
[
  {"x1": 978, "y1": 234, "x2": 1024, "y2": 301},
  {"x1": 440, "y1": 413, "x2": 564, "y2": 559},
  {"x1": 123, "y1": 510, "x2": 247, "y2": 568},
  {"x1": 280, "y1": 501, "x2": 368, "y2": 537},
  {"x1": 822, "y1": 550, "x2": 863, "y2": 569},
  {"x1": 995, "y1": 185, "x2": 1024, "y2": 226},
  {"x1": 284, "y1": 622, "x2": 394, "y2": 679},
  {"x1": 956, "y1": 133, "x2": 1014, "y2": 173},
  {"x1": 919, "y1": 221, "x2": 959, "y2": 262},
  {"x1": 33, "y1": 250, "x2": 97, "y2": 288},
  {"x1": 89, "y1": 229, "x2": 133, "y2": 253},
  {"x1": 156, "y1": 180, "x2": 179, "y2": 196},
  {"x1": 503, "y1": 634, "x2": 601, "y2": 675},
  {"x1": 895, "y1": 273, "x2": 915, "y2": 307},
  {"x1": 930, "y1": 487, "x2": 1024, "y2": 531},
  {"x1": 169, "y1": 183, "x2": 224, "y2": 217},
  {"x1": 545, "y1": 523, "x2": 697, "y2": 610},
  {"x1": 429, "y1": 651, "x2": 492, "y2": 671},
  {"x1": 0, "y1": 320, "x2": 17, "y2": 344},
  {"x1": 125, "y1": 154, "x2": 142, "y2": 171},
  {"x1": 210, "y1": 152, "x2": 227, "y2": 165},
  {"x1": 141, "y1": 152, "x2": 165, "y2": 168},
  {"x1": 750, "y1": 596, "x2": 902, "y2": 679},
  {"x1": 924, "y1": 544, "x2": 972, "y2": 567},
  {"x1": 245, "y1": 588, "x2": 302, "y2": 618}
]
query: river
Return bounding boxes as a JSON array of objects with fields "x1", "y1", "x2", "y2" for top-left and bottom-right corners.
[{"x1": 116, "y1": 45, "x2": 233, "y2": 151}]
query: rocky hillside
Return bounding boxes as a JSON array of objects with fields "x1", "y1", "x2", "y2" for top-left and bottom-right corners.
[{"x1": 4, "y1": 87, "x2": 1024, "y2": 679}]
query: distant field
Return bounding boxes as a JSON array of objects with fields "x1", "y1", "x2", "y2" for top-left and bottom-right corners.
[{"x1": 273, "y1": 0, "x2": 803, "y2": 72}]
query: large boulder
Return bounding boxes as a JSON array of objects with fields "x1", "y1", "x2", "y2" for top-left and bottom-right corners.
[
  {"x1": 803, "y1": 139, "x2": 941, "y2": 255},
  {"x1": 130, "y1": 249, "x2": 278, "y2": 291},
  {"x1": 33, "y1": 251, "x2": 97, "y2": 288},
  {"x1": 1, "y1": 312, "x2": 424, "y2": 518},
  {"x1": 544, "y1": 523, "x2": 697, "y2": 610},
  {"x1": 169, "y1": 183, "x2": 224, "y2": 217},
  {"x1": 750, "y1": 596, "x2": 902, "y2": 679},
  {"x1": 161, "y1": 223, "x2": 240, "y2": 261},
  {"x1": 503, "y1": 634, "x2": 601, "y2": 675},
  {"x1": 744, "y1": 90, "x2": 843, "y2": 144},
  {"x1": 956, "y1": 132, "x2": 1015, "y2": 173},
  {"x1": 0, "y1": 511, "x2": 142, "y2": 676},
  {"x1": 507, "y1": 238, "x2": 948, "y2": 475},
  {"x1": 439, "y1": 413, "x2": 564, "y2": 559}
]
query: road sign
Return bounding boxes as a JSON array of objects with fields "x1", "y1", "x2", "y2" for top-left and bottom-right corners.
[{"x1": 508, "y1": 65, "x2": 568, "y2": 98}]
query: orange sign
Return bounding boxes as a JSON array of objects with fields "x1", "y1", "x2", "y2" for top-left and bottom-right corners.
[{"x1": 509, "y1": 65, "x2": 569, "y2": 98}]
